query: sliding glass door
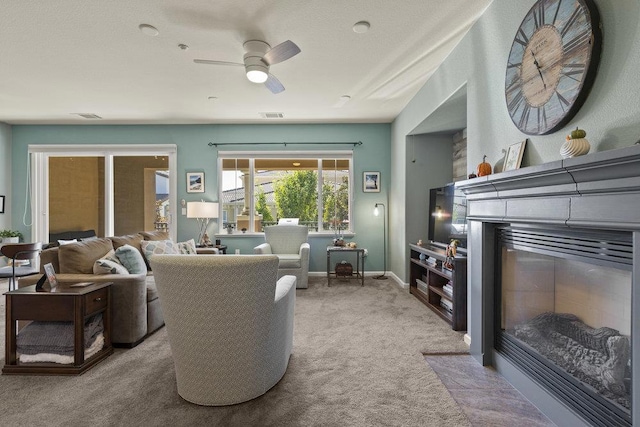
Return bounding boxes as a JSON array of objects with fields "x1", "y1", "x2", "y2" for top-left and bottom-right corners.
[{"x1": 30, "y1": 145, "x2": 177, "y2": 244}]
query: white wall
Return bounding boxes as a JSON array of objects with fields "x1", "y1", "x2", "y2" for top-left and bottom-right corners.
[{"x1": 391, "y1": 0, "x2": 640, "y2": 282}]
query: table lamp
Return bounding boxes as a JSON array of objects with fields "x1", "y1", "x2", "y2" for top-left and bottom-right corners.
[{"x1": 186, "y1": 201, "x2": 219, "y2": 246}]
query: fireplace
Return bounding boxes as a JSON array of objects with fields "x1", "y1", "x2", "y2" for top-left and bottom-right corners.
[
  {"x1": 497, "y1": 226, "x2": 632, "y2": 426},
  {"x1": 458, "y1": 145, "x2": 640, "y2": 427}
]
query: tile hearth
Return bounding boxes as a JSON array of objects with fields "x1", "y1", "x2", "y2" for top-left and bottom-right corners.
[{"x1": 425, "y1": 354, "x2": 555, "y2": 426}]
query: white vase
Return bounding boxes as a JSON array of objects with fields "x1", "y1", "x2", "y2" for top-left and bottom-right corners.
[
  {"x1": 1, "y1": 237, "x2": 19, "y2": 243},
  {"x1": 560, "y1": 138, "x2": 590, "y2": 158}
]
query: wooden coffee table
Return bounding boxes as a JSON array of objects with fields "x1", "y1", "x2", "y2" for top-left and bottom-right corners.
[{"x1": 3, "y1": 282, "x2": 113, "y2": 375}]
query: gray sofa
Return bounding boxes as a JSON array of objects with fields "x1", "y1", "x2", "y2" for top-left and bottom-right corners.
[{"x1": 19, "y1": 231, "x2": 167, "y2": 347}]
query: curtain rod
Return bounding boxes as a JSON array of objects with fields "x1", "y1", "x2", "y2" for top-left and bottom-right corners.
[{"x1": 208, "y1": 141, "x2": 362, "y2": 147}]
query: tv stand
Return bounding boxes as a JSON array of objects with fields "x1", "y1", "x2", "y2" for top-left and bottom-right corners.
[{"x1": 409, "y1": 242, "x2": 467, "y2": 331}]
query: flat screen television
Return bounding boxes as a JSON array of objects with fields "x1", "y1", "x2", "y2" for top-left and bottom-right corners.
[{"x1": 428, "y1": 183, "x2": 468, "y2": 248}]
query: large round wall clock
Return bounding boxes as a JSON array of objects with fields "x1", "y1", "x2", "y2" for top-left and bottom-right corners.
[{"x1": 505, "y1": 0, "x2": 602, "y2": 135}]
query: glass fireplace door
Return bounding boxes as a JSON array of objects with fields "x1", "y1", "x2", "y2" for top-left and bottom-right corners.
[{"x1": 497, "y1": 226, "x2": 633, "y2": 423}]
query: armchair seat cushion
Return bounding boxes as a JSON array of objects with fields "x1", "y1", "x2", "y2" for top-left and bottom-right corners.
[
  {"x1": 276, "y1": 254, "x2": 301, "y2": 269},
  {"x1": 254, "y1": 225, "x2": 310, "y2": 289}
]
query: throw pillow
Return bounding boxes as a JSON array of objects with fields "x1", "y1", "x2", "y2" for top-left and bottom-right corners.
[
  {"x1": 58, "y1": 239, "x2": 77, "y2": 245},
  {"x1": 93, "y1": 258, "x2": 129, "y2": 275},
  {"x1": 101, "y1": 249, "x2": 121, "y2": 264},
  {"x1": 176, "y1": 239, "x2": 197, "y2": 255},
  {"x1": 114, "y1": 244, "x2": 147, "y2": 274},
  {"x1": 59, "y1": 238, "x2": 114, "y2": 274},
  {"x1": 140, "y1": 230, "x2": 170, "y2": 241},
  {"x1": 140, "y1": 239, "x2": 177, "y2": 263}
]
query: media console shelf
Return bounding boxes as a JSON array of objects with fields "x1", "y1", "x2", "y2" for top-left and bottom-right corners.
[{"x1": 409, "y1": 243, "x2": 467, "y2": 331}]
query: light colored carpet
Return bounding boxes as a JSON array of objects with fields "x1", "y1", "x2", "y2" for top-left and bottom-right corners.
[{"x1": 0, "y1": 276, "x2": 470, "y2": 427}]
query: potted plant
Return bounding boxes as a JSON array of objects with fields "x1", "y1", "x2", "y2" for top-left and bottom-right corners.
[{"x1": 0, "y1": 229, "x2": 23, "y2": 243}]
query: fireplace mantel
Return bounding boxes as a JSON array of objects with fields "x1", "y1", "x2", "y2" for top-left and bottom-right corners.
[
  {"x1": 458, "y1": 144, "x2": 640, "y2": 231},
  {"x1": 457, "y1": 144, "x2": 640, "y2": 427}
]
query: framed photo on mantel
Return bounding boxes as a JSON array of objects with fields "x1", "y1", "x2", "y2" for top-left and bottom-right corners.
[{"x1": 502, "y1": 139, "x2": 527, "y2": 172}]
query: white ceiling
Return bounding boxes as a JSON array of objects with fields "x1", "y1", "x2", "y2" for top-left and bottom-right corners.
[{"x1": 0, "y1": 0, "x2": 493, "y2": 125}]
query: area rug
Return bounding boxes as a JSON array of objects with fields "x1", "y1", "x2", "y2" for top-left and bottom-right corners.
[{"x1": 0, "y1": 277, "x2": 470, "y2": 426}]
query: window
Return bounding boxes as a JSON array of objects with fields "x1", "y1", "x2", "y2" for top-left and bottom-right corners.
[{"x1": 219, "y1": 152, "x2": 352, "y2": 234}]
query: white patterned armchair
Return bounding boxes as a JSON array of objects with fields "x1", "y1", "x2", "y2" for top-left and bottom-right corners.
[
  {"x1": 150, "y1": 254, "x2": 296, "y2": 406},
  {"x1": 254, "y1": 225, "x2": 310, "y2": 289}
]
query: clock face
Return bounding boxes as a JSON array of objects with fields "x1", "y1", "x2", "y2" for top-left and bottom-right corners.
[{"x1": 505, "y1": 0, "x2": 602, "y2": 135}]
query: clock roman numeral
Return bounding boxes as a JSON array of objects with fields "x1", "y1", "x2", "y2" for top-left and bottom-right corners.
[
  {"x1": 538, "y1": 106, "x2": 547, "y2": 133},
  {"x1": 506, "y1": 78, "x2": 521, "y2": 95},
  {"x1": 560, "y1": 6, "x2": 582, "y2": 38},
  {"x1": 564, "y1": 30, "x2": 591, "y2": 58},
  {"x1": 552, "y1": 0, "x2": 563, "y2": 25},
  {"x1": 533, "y1": 2, "x2": 545, "y2": 29},
  {"x1": 556, "y1": 90, "x2": 571, "y2": 111},
  {"x1": 508, "y1": 90, "x2": 524, "y2": 113},
  {"x1": 562, "y1": 63, "x2": 586, "y2": 81},
  {"x1": 518, "y1": 104, "x2": 531, "y2": 130},
  {"x1": 515, "y1": 28, "x2": 529, "y2": 47}
]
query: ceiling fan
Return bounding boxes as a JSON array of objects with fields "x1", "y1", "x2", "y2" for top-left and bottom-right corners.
[{"x1": 194, "y1": 40, "x2": 301, "y2": 94}]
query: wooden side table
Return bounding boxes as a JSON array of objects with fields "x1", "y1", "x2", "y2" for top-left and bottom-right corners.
[
  {"x1": 3, "y1": 282, "x2": 113, "y2": 375},
  {"x1": 196, "y1": 245, "x2": 227, "y2": 254},
  {"x1": 326, "y1": 246, "x2": 366, "y2": 287}
]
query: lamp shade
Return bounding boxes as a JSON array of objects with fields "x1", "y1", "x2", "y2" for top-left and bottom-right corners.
[{"x1": 187, "y1": 202, "x2": 219, "y2": 219}]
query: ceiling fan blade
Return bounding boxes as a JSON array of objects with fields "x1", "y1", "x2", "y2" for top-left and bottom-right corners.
[
  {"x1": 193, "y1": 59, "x2": 243, "y2": 66},
  {"x1": 264, "y1": 73, "x2": 285, "y2": 94},
  {"x1": 262, "y1": 40, "x2": 301, "y2": 65}
]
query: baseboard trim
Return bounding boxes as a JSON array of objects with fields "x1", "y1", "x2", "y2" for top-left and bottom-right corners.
[
  {"x1": 309, "y1": 270, "x2": 406, "y2": 289},
  {"x1": 463, "y1": 334, "x2": 471, "y2": 347}
]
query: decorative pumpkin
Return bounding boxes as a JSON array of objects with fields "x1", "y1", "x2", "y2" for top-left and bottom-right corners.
[
  {"x1": 570, "y1": 127, "x2": 587, "y2": 139},
  {"x1": 561, "y1": 127, "x2": 590, "y2": 158},
  {"x1": 477, "y1": 155, "x2": 492, "y2": 176}
]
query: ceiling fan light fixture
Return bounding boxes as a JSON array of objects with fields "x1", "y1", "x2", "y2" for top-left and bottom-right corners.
[{"x1": 246, "y1": 68, "x2": 268, "y2": 83}]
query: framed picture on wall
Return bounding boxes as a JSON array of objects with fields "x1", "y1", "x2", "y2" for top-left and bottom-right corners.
[
  {"x1": 187, "y1": 172, "x2": 205, "y2": 193},
  {"x1": 0, "y1": 195, "x2": 4, "y2": 213},
  {"x1": 502, "y1": 139, "x2": 527, "y2": 172},
  {"x1": 363, "y1": 172, "x2": 381, "y2": 193}
]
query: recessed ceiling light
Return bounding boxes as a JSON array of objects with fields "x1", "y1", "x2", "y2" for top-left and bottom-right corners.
[
  {"x1": 333, "y1": 95, "x2": 352, "y2": 108},
  {"x1": 352, "y1": 21, "x2": 370, "y2": 34},
  {"x1": 71, "y1": 113, "x2": 102, "y2": 119},
  {"x1": 139, "y1": 24, "x2": 159, "y2": 36},
  {"x1": 259, "y1": 112, "x2": 284, "y2": 119}
]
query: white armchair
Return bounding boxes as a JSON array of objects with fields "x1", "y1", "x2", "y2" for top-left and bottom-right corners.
[
  {"x1": 254, "y1": 225, "x2": 310, "y2": 289},
  {"x1": 150, "y1": 254, "x2": 296, "y2": 406}
]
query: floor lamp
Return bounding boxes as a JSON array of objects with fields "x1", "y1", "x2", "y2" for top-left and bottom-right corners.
[
  {"x1": 373, "y1": 203, "x2": 388, "y2": 280},
  {"x1": 187, "y1": 201, "x2": 219, "y2": 246}
]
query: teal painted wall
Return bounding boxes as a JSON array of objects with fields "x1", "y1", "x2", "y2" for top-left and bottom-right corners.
[{"x1": 10, "y1": 123, "x2": 391, "y2": 273}]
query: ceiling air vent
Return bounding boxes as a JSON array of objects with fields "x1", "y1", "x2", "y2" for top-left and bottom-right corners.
[
  {"x1": 259, "y1": 112, "x2": 284, "y2": 119},
  {"x1": 72, "y1": 113, "x2": 102, "y2": 119}
]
